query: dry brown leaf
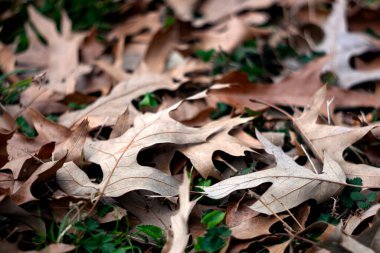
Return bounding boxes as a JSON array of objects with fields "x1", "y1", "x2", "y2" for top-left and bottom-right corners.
[
  {"x1": 194, "y1": 0, "x2": 276, "y2": 26},
  {"x1": 231, "y1": 214, "x2": 286, "y2": 240},
  {"x1": 166, "y1": 0, "x2": 198, "y2": 21},
  {"x1": 7, "y1": 109, "x2": 88, "y2": 162},
  {"x1": 204, "y1": 129, "x2": 346, "y2": 214},
  {"x1": 0, "y1": 43, "x2": 18, "y2": 83},
  {"x1": 57, "y1": 94, "x2": 224, "y2": 198},
  {"x1": 318, "y1": 222, "x2": 376, "y2": 253},
  {"x1": 206, "y1": 56, "x2": 380, "y2": 112},
  {"x1": 0, "y1": 196, "x2": 45, "y2": 235},
  {"x1": 17, "y1": 7, "x2": 90, "y2": 94},
  {"x1": 11, "y1": 157, "x2": 66, "y2": 205},
  {"x1": 293, "y1": 86, "x2": 380, "y2": 186},
  {"x1": 163, "y1": 173, "x2": 197, "y2": 253},
  {"x1": 180, "y1": 116, "x2": 256, "y2": 179},
  {"x1": 59, "y1": 72, "x2": 178, "y2": 129},
  {"x1": 119, "y1": 191, "x2": 175, "y2": 228},
  {"x1": 344, "y1": 204, "x2": 380, "y2": 235},
  {"x1": 194, "y1": 17, "x2": 271, "y2": 53},
  {"x1": 314, "y1": 0, "x2": 380, "y2": 88}
]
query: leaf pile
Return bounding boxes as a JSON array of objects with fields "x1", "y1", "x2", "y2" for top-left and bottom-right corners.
[{"x1": 1, "y1": 0, "x2": 380, "y2": 252}]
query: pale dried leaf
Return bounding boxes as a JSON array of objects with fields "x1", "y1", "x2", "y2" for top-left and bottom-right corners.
[
  {"x1": 164, "y1": 173, "x2": 197, "y2": 253},
  {"x1": 59, "y1": 73, "x2": 178, "y2": 129},
  {"x1": 294, "y1": 86, "x2": 380, "y2": 186},
  {"x1": 204, "y1": 130, "x2": 346, "y2": 214},
  {"x1": 57, "y1": 95, "x2": 224, "y2": 198}
]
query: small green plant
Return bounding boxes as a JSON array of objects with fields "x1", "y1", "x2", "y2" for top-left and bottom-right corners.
[
  {"x1": 339, "y1": 177, "x2": 376, "y2": 210},
  {"x1": 16, "y1": 116, "x2": 37, "y2": 137},
  {"x1": 0, "y1": 78, "x2": 31, "y2": 104},
  {"x1": 201, "y1": 210, "x2": 225, "y2": 229},
  {"x1": 195, "y1": 49, "x2": 215, "y2": 62},
  {"x1": 138, "y1": 92, "x2": 159, "y2": 110},
  {"x1": 194, "y1": 178, "x2": 212, "y2": 192},
  {"x1": 210, "y1": 102, "x2": 232, "y2": 120},
  {"x1": 350, "y1": 191, "x2": 377, "y2": 209},
  {"x1": 163, "y1": 15, "x2": 176, "y2": 29},
  {"x1": 318, "y1": 213, "x2": 339, "y2": 225},
  {"x1": 68, "y1": 102, "x2": 87, "y2": 110},
  {"x1": 195, "y1": 210, "x2": 231, "y2": 252},
  {"x1": 195, "y1": 226, "x2": 231, "y2": 252},
  {"x1": 135, "y1": 224, "x2": 165, "y2": 247}
]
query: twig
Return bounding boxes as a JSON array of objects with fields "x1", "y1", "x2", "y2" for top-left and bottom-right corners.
[
  {"x1": 300, "y1": 144, "x2": 318, "y2": 174},
  {"x1": 271, "y1": 194, "x2": 303, "y2": 231}
]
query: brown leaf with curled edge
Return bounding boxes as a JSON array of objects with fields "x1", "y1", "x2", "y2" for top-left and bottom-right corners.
[
  {"x1": 206, "y1": 56, "x2": 380, "y2": 113},
  {"x1": 163, "y1": 173, "x2": 197, "y2": 253},
  {"x1": 165, "y1": 0, "x2": 198, "y2": 21},
  {"x1": 231, "y1": 214, "x2": 287, "y2": 240},
  {"x1": 204, "y1": 129, "x2": 346, "y2": 214},
  {"x1": 11, "y1": 156, "x2": 66, "y2": 205},
  {"x1": 194, "y1": 0, "x2": 276, "y2": 26},
  {"x1": 180, "y1": 116, "x2": 256, "y2": 179},
  {"x1": 0, "y1": 196, "x2": 45, "y2": 235},
  {"x1": 312, "y1": 0, "x2": 380, "y2": 89},
  {"x1": 293, "y1": 86, "x2": 380, "y2": 186},
  {"x1": 318, "y1": 222, "x2": 377, "y2": 253},
  {"x1": 58, "y1": 72, "x2": 178, "y2": 129},
  {"x1": 0, "y1": 43, "x2": 18, "y2": 83},
  {"x1": 17, "y1": 6, "x2": 90, "y2": 94},
  {"x1": 7, "y1": 108, "x2": 88, "y2": 163},
  {"x1": 344, "y1": 204, "x2": 380, "y2": 235},
  {"x1": 0, "y1": 106, "x2": 16, "y2": 167},
  {"x1": 119, "y1": 191, "x2": 175, "y2": 229},
  {"x1": 194, "y1": 17, "x2": 271, "y2": 53},
  {"x1": 56, "y1": 92, "x2": 224, "y2": 198}
]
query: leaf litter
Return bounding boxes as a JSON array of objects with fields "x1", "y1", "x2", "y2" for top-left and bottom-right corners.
[{"x1": 1, "y1": 0, "x2": 380, "y2": 252}]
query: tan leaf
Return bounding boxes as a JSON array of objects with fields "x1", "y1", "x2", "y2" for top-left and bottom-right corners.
[
  {"x1": 231, "y1": 214, "x2": 286, "y2": 239},
  {"x1": 180, "y1": 116, "x2": 256, "y2": 179},
  {"x1": 119, "y1": 191, "x2": 176, "y2": 228},
  {"x1": 17, "y1": 7, "x2": 90, "y2": 94},
  {"x1": 57, "y1": 95, "x2": 224, "y2": 198},
  {"x1": 194, "y1": 0, "x2": 276, "y2": 26},
  {"x1": 344, "y1": 204, "x2": 380, "y2": 235},
  {"x1": 318, "y1": 222, "x2": 376, "y2": 253},
  {"x1": 194, "y1": 17, "x2": 271, "y2": 53},
  {"x1": 293, "y1": 86, "x2": 380, "y2": 186},
  {"x1": 204, "y1": 130, "x2": 346, "y2": 214},
  {"x1": 163, "y1": 173, "x2": 197, "y2": 253},
  {"x1": 58, "y1": 72, "x2": 178, "y2": 129},
  {"x1": 166, "y1": 0, "x2": 198, "y2": 21},
  {"x1": 206, "y1": 57, "x2": 380, "y2": 113},
  {"x1": 11, "y1": 157, "x2": 66, "y2": 205},
  {"x1": 7, "y1": 109, "x2": 88, "y2": 162},
  {"x1": 0, "y1": 43, "x2": 18, "y2": 83}
]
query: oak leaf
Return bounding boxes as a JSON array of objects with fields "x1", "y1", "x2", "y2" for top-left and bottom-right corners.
[
  {"x1": 57, "y1": 94, "x2": 225, "y2": 198},
  {"x1": 293, "y1": 86, "x2": 380, "y2": 186},
  {"x1": 204, "y1": 130, "x2": 346, "y2": 214}
]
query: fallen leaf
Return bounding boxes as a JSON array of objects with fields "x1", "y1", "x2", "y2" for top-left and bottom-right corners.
[
  {"x1": 293, "y1": 86, "x2": 380, "y2": 186},
  {"x1": 344, "y1": 204, "x2": 380, "y2": 235},
  {"x1": 17, "y1": 7, "x2": 90, "y2": 94},
  {"x1": 204, "y1": 129, "x2": 346, "y2": 214},
  {"x1": 194, "y1": 17, "x2": 271, "y2": 53},
  {"x1": 163, "y1": 173, "x2": 197, "y2": 253},
  {"x1": 318, "y1": 222, "x2": 376, "y2": 253},
  {"x1": 165, "y1": 0, "x2": 198, "y2": 21},
  {"x1": 58, "y1": 72, "x2": 178, "y2": 129},
  {"x1": 206, "y1": 57, "x2": 380, "y2": 113},
  {"x1": 194, "y1": 0, "x2": 276, "y2": 26},
  {"x1": 0, "y1": 43, "x2": 18, "y2": 82},
  {"x1": 57, "y1": 94, "x2": 224, "y2": 198},
  {"x1": 231, "y1": 214, "x2": 286, "y2": 239}
]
